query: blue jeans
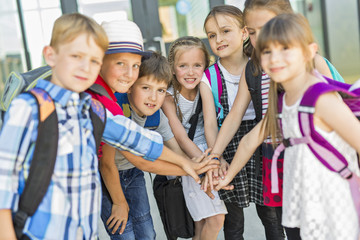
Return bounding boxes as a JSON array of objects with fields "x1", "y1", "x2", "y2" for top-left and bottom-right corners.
[{"x1": 101, "y1": 168, "x2": 156, "y2": 240}]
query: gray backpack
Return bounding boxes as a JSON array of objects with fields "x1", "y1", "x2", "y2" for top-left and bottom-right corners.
[{"x1": 0, "y1": 65, "x2": 52, "y2": 128}]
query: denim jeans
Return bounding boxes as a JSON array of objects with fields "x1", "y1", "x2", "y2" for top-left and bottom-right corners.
[
  {"x1": 101, "y1": 168, "x2": 156, "y2": 240},
  {"x1": 223, "y1": 202, "x2": 284, "y2": 240}
]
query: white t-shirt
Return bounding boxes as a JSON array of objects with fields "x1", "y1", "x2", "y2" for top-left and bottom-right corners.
[{"x1": 201, "y1": 60, "x2": 256, "y2": 121}]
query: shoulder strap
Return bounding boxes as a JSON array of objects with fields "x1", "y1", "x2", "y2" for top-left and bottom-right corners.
[
  {"x1": 187, "y1": 95, "x2": 202, "y2": 141},
  {"x1": 144, "y1": 111, "x2": 160, "y2": 130},
  {"x1": 115, "y1": 92, "x2": 131, "y2": 117},
  {"x1": 205, "y1": 63, "x2": 224, "y2": 122},
  {"x1": 90, "y1": 98, "x2": 107, "y2": 153},
  {"x1": 89, "y1": 84, "x2": 112, "y2": 100},
  {"x1": 322, "y1": 57, "x2": 345, "y2": 83},
  {"x1": 14, "y1": 88, "x2": 58, "y2": 239},
  {"x1": 245, "y1": 61, "x2": 263, "y2": 122}
]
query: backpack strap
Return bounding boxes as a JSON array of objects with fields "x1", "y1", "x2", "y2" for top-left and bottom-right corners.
[
  {"x1": 187, "y1": 95, "x2": 202, "y2": 141},
  {"x1": 89, "y1": 84, "x2": 112, "y2": 101},
  {"x1": 205, "y1": 63, "x2": 224, "y2": 124},
  {"x1": 90, "y1": 98, "x2": 107, "y2": 153},
  {"x1": 322, "y1": 57, "x2": 345, "y2": 83},
  {"x1": 245, "y1": 61, "x2": 263, "y2": 122},
  {"x1": 13, "y1": 88, "x2": 58, "y2": 239}
]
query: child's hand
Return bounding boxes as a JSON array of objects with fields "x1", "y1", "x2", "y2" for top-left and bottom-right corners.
[
  {"x1": 106, "y1": 201, "x2": 129, "y2": 234},
  {"x1": 218, "y1": 157, "x2": 229, "y2": 180},
  {"x1": 200, "y1": 175, "x2": 215, "y2": 199},
  {"x1": 215, "y1": 174, "x2": 235, "y2": 191}
]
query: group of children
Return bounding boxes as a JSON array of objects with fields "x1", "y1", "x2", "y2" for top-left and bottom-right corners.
[{"x1": 0, "y1": 0, "x2": 359, "y2": 240}]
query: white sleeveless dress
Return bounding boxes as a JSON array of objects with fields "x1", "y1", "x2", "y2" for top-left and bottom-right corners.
[
  {"x1": 167, "y1": 87, "x2": 227, "y2": 221},
  {"x1": 281, "y1": 95, "x2": 360, "y2": 240}
]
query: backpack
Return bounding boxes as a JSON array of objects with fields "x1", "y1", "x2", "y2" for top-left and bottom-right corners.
[
  {"x1": 204, "y1": 63, "x2": 224, "y2": 127},
  {"x1": 245, "y1": 60, "x2": 263, "y2": 123},
  {"x1": 115, "y1": 92, "x2": 160, "y2": 130},
  {"x1": 1, "y1": 67, "x2": 107, "y2": 239},
  {"x1": 271, "y1": 73, "x2": 360, "y2": 227},
  {"x1": 0, "y1": 66, "x2": 52, "y2": 129}
]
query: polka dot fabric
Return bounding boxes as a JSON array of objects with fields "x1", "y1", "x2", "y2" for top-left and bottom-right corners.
[{"x1": 262, "y1": 143, "x2": 283, "y2": 207}]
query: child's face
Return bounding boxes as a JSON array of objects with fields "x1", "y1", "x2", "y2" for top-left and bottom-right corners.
[
  {"x1": 205, "y1": 15, "x2": 246, "y2": 59},
  {"x1": 44, "y1": 33, "x2": 104, "y2": 93},
  {"x1": 173, "y1": 47, "x2": 206, "y2": 91},
  {"x1": 128, "y1": 75, "x2": 168, "y2": 117},
  {"x1": 261, "y1": 43, "x2": 306, "y2": 85},
  {"x1": 100, "y1": 52, "x2": 142, "y2": 93},
  {"x1": 245, "y1": 9, "x2": 277, "y2": 49}
]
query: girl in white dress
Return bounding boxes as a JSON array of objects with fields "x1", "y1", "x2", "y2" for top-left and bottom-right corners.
[
  {"x1": 162, "y1": 36, "x2": 227, "y2": 240},
  {"x1": 213, "y1": 13, "x2": 360, "y2": 240}
]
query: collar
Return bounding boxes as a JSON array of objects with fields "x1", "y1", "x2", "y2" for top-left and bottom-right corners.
[{"x1": 36, "y1": 79, "x2": 92, "y2": 109}]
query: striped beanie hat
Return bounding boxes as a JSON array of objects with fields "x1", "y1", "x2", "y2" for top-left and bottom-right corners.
[{"x1": 101, "y1": 20, "x2": 149, "y2": 56}]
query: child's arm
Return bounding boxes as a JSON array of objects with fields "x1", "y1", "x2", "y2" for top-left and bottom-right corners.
[
  {"x1": 200, "y1": 82, "x2": 219, "y2": 148},
  {"x1": 215, "y1": 120, "x2": 266, "y2": 191},
  {"x1": 161, "y1": 95, "x2": 204, "y2": 158},
  {"x1": 316, "y1": 92, "x2": 360, "y2": 161},
  {"x1": 0, "y1": 96, "x2": 38, "y2": 238},
  {"x1": 0, "y1": 209, "x2": 16, "y2": 239},
  {"x1": 120, "y1": 150, "x2": 219, "y2": 176},
  {"x1": 314, "y1": 54, "x2": 332, "y2": 79},
  {"x1": 211, "y1": 69, "x2": 252, "y2": 156},
  {"x1": 102, "y1": 110, "x2": 212, "y2": 182},
  {"x1": 164, "y1": 137, "x2": 189, "y2": 158},
  {"x1": 99, "y1": 144, "x2": 128, "y2": 235}
]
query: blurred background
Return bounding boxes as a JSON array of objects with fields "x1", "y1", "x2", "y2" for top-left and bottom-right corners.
[{"x1": 0, "y1": 0, "x2": 359, "y2": 96}]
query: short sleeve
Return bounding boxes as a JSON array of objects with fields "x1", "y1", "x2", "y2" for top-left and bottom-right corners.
[
  {"x1": 201, "y1": 72, "x2": 211, "y2": 90},
  {"x1": 156, "y1": 109, "x2": 174, "y2": 141}
]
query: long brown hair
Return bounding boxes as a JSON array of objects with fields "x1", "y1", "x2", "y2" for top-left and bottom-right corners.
[
  {"x1": 256, "y1": 13, "x2": 316, "y2": 145},
  {"x1": 243, "y1": 0, "x2": 293, "y2": 75},
  {"x1": 168, "y1": 36, "x2": 210, "y2": 122},
  {"x1": 204, "y1": 5, "x2": 252, "y2": 57}
]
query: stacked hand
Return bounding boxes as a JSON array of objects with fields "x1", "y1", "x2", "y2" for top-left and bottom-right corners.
[
  {"x1": 201, "y1": 154, "x2": 234, "y2": 199},
  {"x1": 183, "y1": 148, "x2": 221, "y2": 183}
]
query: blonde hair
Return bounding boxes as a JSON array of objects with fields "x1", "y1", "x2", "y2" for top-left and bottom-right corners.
[
  {"x1": 50, "y1": 13, "x2": 108, "y2": 53},
  {"x1": 168, "y1": 36, "x2": 210, "y2": 122},
  {"x1": 243, "y1": 0, "x2": 293, "y2": 75},
  {"x1": 204, "y1": 5, "x2": 252, "y2": 57},
  {"x1": 257, "y1": 13, "x2": 316, "y2": 145}
]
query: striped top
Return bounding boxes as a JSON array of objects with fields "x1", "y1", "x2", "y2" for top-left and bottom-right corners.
[
  {"x1": 261, "y1": 71, "x2": 271, "y2": 117},
  {"x1": 261, "y1": 71, "x2": 272, "y2": 143}
]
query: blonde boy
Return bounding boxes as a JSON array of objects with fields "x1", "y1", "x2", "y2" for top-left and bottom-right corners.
[{"x1": 0, "y1": 13, "x2": 206, "y2": 240}]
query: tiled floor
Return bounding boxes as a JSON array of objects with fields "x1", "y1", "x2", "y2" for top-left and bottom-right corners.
[{"x1": 99, "y1": 173, "x2": 266, "y2": 240}]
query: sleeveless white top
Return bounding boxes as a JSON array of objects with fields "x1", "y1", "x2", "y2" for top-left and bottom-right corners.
[{"x1": 281, "y1": 95, "x2": 360, "y2": 239}]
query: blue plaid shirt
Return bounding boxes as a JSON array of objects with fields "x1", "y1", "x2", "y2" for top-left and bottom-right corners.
[{"x1": 0, "y1": 79, "x2": 163, "y2": 239}]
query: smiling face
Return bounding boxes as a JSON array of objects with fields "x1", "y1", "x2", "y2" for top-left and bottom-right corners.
[
  {"x1": 44, "y1": 33, "x2": 104, "y2": 93},
  {"x1": 205, "y1": 14, "x2": 245, "y2": 59},
  {"x1": 173, "y1": 47, "x2": 206, "y2": 92},
  {"x1": 100, "y1": 52, "x2": 142, "y2": 93},
  {"x1": 261, "y1": 42, "x2": 307, "y2": 85},
  {"x1": 245, "y1": 9, "x2": 277, "y2": 49},
  {"x1": 128, "y1": 75, "x2": 168, "y2": 117}
]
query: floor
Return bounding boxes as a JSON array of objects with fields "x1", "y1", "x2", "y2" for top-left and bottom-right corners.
[{"x1": 98, "y1": 173, "x2": 266, "y2": 240}]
